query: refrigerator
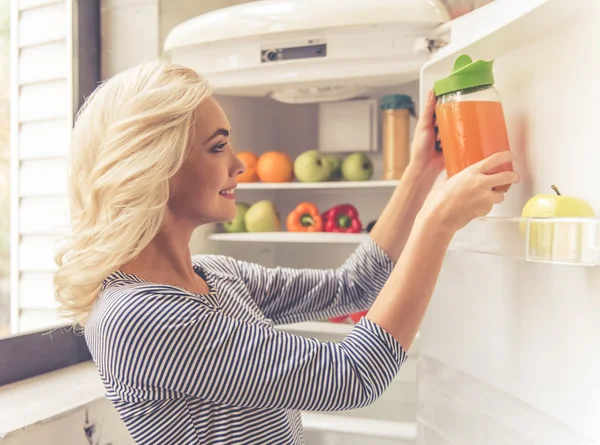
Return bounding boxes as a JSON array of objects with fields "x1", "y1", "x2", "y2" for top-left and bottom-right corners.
[{"x1": 168, "y1": 0, "x2": 600, "y2": 443}]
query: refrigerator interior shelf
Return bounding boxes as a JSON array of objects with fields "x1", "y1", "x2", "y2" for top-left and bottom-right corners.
[
  {"x1": 276, "y1": 321, "x2": 355, "y2": 336},
  {"x1": 209, "y1": 232, "x2": 369, "y2": 244},
  {"x1": 210, "y1": 217, "x2": 600, "y2": 266},
  {"x1": 276, "y1": 322, "x2": 422, "y2": 359},
  {"x1": 237, "y1": 180, "x2": 399, "y2": 191}
]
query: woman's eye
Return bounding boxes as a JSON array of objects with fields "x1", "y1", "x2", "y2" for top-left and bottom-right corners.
[{"x1": 213, "y1": 142, "x2": 227, "y2": 152}]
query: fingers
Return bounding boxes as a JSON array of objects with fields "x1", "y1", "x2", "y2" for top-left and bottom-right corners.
[
  {"x1": 483, "y1": 170, "x2": 520, "y2": 188},
  {"x1": 488, "y1": 190, "x2": 506, "y2": 204},
  {"x1": 416, "y1": 90, "x2": 437, "y2": 130},
  {"x1": 474, "y1": 150, "x2": 515, "y2": 173}
]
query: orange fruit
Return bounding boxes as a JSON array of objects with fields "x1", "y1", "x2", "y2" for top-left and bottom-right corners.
[
  {"x1": 257, "y1": 151, "x2": 294, "y2": 182},
  {"x1": 236, "y1": 151, "x2": 259, "y2": 183}
]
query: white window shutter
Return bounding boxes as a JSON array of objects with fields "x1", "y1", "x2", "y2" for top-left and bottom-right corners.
[{"x1": 11, "y1": 0, "x2": 74, "y2": 334}]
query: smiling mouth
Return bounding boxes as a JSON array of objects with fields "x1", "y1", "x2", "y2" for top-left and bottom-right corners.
[{"x1": 219, "y1": 188, "x2": 236, "y2": 196}]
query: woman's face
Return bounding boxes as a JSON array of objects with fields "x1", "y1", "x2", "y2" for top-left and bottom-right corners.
[{"x1": 168, "y1": 97, "x2": 245, "y2": 227}]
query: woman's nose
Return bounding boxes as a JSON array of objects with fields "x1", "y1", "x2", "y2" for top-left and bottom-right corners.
[{"x1": 230, "y1": 150, "x2": 246, "y2": 178}]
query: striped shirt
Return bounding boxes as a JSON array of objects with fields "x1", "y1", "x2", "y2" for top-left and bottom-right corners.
[{"x1": 85, "y1": 238, "x2": 407, "y2": 444}]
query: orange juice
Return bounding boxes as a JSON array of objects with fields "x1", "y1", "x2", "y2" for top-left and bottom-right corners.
[{"x1": 436, "y1": 100, "x2": 513, "y2": 191}]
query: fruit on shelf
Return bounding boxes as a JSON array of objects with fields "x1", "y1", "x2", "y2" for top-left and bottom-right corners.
[
  {"x1": 349, "y1": 310, "x2": 368, "y2": 323},
  {"x1": 323, "y1": 154, "x2": 343, "y2": 181},
  {"x1": 236, "y1": 151, "x2": 260, "y2": 183},
  {"x1": 257, "y1": 151, "x2": 294, "y2": 182},
  {"x1": 322, "y1": 204, "x2": 362, "y2": 233},
  {"x1": 328, "y1": 310, "x2": 368, "y2": 324},
  {"x1": 366, "y1": 219, "x2": 377, "y2": 233},
  {"x1": 287, "y1": 202, "x2": 323, "y2": 232},
  {"x1": 293, "y1": 150, "x2": 331, "y2": 182},
  {"x1": 521, "y1": 185, "x2": 595, "y2": 219},
  {"x1": 341, "y1": 153, "x2": 374, "y2": 181},
  {"x1": 222, "y1": 202, "x2": 250, "y2": 233},
  {"x1": 245, "y1": 200, "x2": 281, "y2": 232},
  {"x1": 520, "y1": 185, "x2": 596, "y2": 258}
]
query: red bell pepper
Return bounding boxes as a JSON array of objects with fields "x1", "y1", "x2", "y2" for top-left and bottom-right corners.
[
  {"x1": 329, "y1": 310, "x2": 368, "y2": 324},
  {"x1": 349, "y1": 310, "x2": 368, "y2": 323},
  {"x1": 321, "y1": 204, "x2": 362, "y2": 233}
]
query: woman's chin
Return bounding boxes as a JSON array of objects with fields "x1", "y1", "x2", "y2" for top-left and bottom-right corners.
[
  {"x1": 202, "y1": 201, "x2": 239, "y2": 224},
  {"x1": 218, "y1": 209, "x2": 239, "y2": 225},
  {"x1": 194, "y1": 210, "x2": 238, "y2": 227}
]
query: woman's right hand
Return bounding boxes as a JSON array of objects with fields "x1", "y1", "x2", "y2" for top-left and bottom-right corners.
[{"x1": 418, "y1": 150, "x2": 520, "y2": 234}]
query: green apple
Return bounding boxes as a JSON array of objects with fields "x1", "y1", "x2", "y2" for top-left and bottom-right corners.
[
  {"x1": 222, "y1": 202, "x2": 250, "y2": 233},
  {"x1": 341, "y1": 153, "x2": 373, "y2": 181},
  {"x1": 521, "y1": 185, "x2": 596, "y2": 260},
  {"x1": 293, "y1": 150, "x2": 331, "y2": 182},
  {"x1": 323, "y1": 154, "x2": 343, "y2": 181},
  {"x1": 245, "y1": 200, "x2": 281, "y2": 232}
]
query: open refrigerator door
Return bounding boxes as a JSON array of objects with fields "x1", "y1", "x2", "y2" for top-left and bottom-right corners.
[{"x1": 418, "y1": 0, "x2": 600, "y2": 442}]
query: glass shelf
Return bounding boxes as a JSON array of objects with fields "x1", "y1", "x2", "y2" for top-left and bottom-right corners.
[
  {"x1": 209, "y1": 232, "x2": 368, "y2": 244},
  {"x1": 450, "y1": 217, "x2": 600, "y2": 267},
  {"x1": 237, "y1": 180, "x2": 399, "y2": 191}
]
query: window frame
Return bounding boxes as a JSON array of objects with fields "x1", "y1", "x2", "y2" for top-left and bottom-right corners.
[
  {"x1": 0, "y1": 325, "x2": 92, "y2": 386},
  {"x1": 0, "y1": 0, "x2": 100, "y2": 387}
]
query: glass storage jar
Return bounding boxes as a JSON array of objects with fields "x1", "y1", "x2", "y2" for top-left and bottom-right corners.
[
  {"x1": 434, "y1": 54, "x2": 513, "y2": 191},
  {"x1": 380, "y1": 94, "x2": 416, "y2": 180}
]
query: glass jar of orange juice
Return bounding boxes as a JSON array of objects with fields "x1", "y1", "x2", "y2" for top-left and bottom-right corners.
[{"x1": 434, "y1": 54, "x2": 513, "y2": 191}]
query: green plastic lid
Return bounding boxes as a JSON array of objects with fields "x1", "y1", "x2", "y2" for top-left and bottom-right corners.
[
  {"x1": 380, "y1": 94, "x2": 416, "y2": 116},
  {"x1": 433, "y1": 54, "x2": 495, "y2": 97}
]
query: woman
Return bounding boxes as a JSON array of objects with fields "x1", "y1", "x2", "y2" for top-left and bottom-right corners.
[{"x1": 55, "y1": 59, "x2": 518, "y2": 444}]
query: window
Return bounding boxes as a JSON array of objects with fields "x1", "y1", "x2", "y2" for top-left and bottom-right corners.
[
  {"x1": 0, "y1": 0, "x2": 100, "y2": 386},
  {"x1": 0, "y1": 0, "x2": 9, "y2": 339}
]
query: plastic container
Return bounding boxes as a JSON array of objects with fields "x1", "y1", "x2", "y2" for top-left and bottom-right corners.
[
  {"x1": 380, "y1": 94, "x2": 416, "y2": 180},
  {"x1": 433, "y1": 54, "x2": 513, "y2": 191}
]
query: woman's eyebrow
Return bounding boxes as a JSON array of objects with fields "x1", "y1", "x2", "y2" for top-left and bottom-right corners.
[{"x1": 204, "y1": 128, "x2": 230, "y2": 143}]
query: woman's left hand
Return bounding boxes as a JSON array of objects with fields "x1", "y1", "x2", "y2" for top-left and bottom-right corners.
[{"x1": 408, "y1": 90, "x2": 445, "y2": 180}]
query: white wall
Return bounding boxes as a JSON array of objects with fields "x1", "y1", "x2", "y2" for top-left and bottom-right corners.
[
  {"x1": 11, "y1": 0, "x2": 73, "y2": 334},
  {"x1": 100, "y1": 0, "x2": 159, "y2": 78},
  {"x1": 159, "y1": 0, "x2": 250, "y2": 47},
  {"x1": 101, "y1": 0, "x2": 252, "y2": 78},
  {"x1": 418, "y1": 7, "x2": 600, "y2": 441}
]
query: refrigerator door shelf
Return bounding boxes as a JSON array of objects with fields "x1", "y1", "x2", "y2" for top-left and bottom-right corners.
[
  {"x1": 302, "y1": 412, "x2": 416, "y2": 445},
  {"x1": 450, "y1": 216, "x2": 600, "y2": 267},
  {"x1": 416, "y1": 355, "x2": 598, "y2": 445}
]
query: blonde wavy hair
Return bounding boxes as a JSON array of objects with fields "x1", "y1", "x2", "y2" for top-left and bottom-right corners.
[{"x1": 54, "y1": 59, "x2": 212, "y2": 328}]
